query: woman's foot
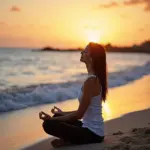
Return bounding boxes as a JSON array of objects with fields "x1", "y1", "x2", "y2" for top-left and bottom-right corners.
[{"x1": 51, "y1": 138, "x2": 72, "y2": 148}]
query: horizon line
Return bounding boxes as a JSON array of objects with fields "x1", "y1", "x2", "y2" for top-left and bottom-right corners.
[{"x1": 0, "y1": 39, "x2": 150, "y2": 49}]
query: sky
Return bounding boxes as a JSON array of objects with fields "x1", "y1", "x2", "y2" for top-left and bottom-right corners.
[{"x1": 0, "y1": 0, "x2": 150, "y2": 48}]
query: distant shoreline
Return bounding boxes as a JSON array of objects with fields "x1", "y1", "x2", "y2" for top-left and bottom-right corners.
[
  {"x1": 32, "y1": 49, "x2": 150, "y2": 53},
  {"x1": 32, "y1": 40, "x2": 150, "y2": 53}
]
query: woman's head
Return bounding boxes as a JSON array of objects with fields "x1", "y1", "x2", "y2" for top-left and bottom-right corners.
[{"x1": 80, "y1": 42, "x2": 108, "y2": 102}]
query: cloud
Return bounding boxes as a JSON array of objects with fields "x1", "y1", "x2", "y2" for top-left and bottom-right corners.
[
  {"x1": 139, "y1": 28, "x2": 144, "y2": 32},
  {"x1": 124, "y1": 0, "x2": 150, "y2": 11},
  {"x1": 145, "y1": 23, "x2": 150, "y2": 26},
  {"x1": 99, "y1": 2, "x2": 118, "y2": 8},
  {"x1": 124, "y1": 0, "x2": 143, "y2": 5},
  {"x1": 10, "y1": 6, "x2": 21, "y2": 12},
  {"x1": 0, "y1": 22, "x2": 6, "y2": 25},
  {"x1": 97, "y1": 0, "x2": 150, "y2": 12},
  {"x1": 0, "y1": 22, "x2": 8, "y2": 28},
  {"x1": 144, "y1": 0, "x2": 150, "y2": 11}
]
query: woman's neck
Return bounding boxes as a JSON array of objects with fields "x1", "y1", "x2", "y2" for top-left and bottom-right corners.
[{"x1": 86, "y1": 63, "x2": 95, "y2": 75}]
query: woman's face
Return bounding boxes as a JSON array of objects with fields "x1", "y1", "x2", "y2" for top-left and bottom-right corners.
[{"x1": 80, "y1": 45, "x2": 91, "y2": 63}]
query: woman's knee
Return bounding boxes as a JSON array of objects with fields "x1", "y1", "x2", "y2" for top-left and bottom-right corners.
[
  {"x1": 42, "y1": 120, "x2": 49, "y2": 132},
  {"x1": 42, "y1": 120, "x2": 58, "y2": 134}
]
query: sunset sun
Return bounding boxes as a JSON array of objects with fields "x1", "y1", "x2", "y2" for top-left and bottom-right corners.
[
  {"x1": 85, "y1": 29, "x2": 102, "y2": 43},
  {"x1": 87, "y1": 32, "x2": 100, "y2": 43}
]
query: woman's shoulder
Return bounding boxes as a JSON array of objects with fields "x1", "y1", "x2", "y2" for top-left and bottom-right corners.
[
  {"x1": 85, "y1": 74, "x2": 99, "y2": 83},
  {"x1": 85, "y1": 74, "x2": 97, "y2": 81},
  {"x1": 83, "y1": 75, "x2": 98, "y2": 88},
  {"x1": 83, "y1": 75, "x2": 101, "y2": 94}
]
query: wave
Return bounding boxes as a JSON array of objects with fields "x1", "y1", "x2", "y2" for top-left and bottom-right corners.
[{"x1": 0, "y1": 62, "x2": 149, "y2": 113}]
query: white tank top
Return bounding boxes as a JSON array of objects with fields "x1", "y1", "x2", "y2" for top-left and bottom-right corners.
[{"x1": 78, "y1": 74, "x2": 104, "y2": 137}]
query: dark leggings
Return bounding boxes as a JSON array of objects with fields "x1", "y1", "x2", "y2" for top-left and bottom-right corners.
[{"x1": 42, "y1": 114, "x2": 104, "y2": 145}]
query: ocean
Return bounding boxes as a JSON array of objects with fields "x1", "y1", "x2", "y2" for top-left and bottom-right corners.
[{"x1": 0, "y1": 48, "x2": 150, "y2": 113}]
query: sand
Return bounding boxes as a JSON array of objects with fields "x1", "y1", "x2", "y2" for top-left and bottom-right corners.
[
  {"x1": 22, "y1": 109, "x2": 150, "y2": 150},
  {"x1": 22, "y1": 75, "x2": 150, "y2": 150}
]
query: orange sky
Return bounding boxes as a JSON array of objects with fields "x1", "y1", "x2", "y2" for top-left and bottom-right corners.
[{"x1": 0, "y1": 0, "x2": 150, "y2": 48}]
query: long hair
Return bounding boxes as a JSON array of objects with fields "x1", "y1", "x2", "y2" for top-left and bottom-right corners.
[{"x1": 88, "y1": 42, "x2": 108, "y2": 102}]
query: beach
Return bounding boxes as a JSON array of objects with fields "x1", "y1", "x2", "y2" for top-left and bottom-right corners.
[
  {"x1": 22, "y1": 75, "x2": 150, "y2": 150},
  {"x1": 0, "y1": 74, "x2": 148, "y2": 150},
  {"x1": 23, "y1": 109, "x2": 150, "y2": 150}
]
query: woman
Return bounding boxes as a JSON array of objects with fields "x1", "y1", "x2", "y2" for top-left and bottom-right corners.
[{"x1": 39, "y1": 42, "x2": 108, "y2": 148}]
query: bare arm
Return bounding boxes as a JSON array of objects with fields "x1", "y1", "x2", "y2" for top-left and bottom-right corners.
[
  {"x1": 50, "y1": 77, "x2": 95, "y2": 121},
  {"x1": 62, "y1": 110, "x2": 77, "y2": 115}
]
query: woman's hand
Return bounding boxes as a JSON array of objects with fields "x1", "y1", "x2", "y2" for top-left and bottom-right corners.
[
  {"x1": 39, "y1": 111, "x2": 51, "y2": 120},
  {"x1": 51, "y1": 106, "x2": 64, "y2": 115}
]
